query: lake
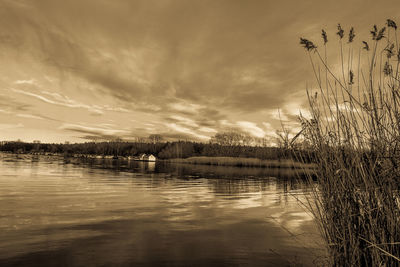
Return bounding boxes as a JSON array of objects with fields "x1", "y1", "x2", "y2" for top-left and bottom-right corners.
[{"x1": 0, "y1": 153, "x2": 326, "y2": 266}]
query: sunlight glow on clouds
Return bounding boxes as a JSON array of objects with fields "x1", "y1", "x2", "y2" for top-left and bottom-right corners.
[
  {"x1": 236, "y1": 121, "x2": 266, "y2": 138},
  {"x1": 16, "y1": 114, "x2": 44, "y2": 120},
  {"x1": 1, "y1": 0, "x2": 398, "y2": 142},
  {"x1": 165, "y1": 123, "x2": 209, "y2": 141}
]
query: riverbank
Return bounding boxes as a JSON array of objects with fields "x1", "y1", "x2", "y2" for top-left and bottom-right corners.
[
  {"x1": 0, "y1": 152, "x2": 316, "y2": 169},
  {"x1": 0, "y1": 141, "x2": 310, "y2": 163},
  {"x1": 167, "y1": 156, "x2": 316, "y2": 169}
]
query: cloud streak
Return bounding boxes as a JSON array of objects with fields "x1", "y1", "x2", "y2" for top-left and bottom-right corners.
[
  {"x1": 59, "y1": 123, "x2": 130, "y2": 141},
  {"x1": 0, "y1": 123, "x2": 24, "y2": 130},
  {"x1": 12, "y1": 88, "x2": 128, "y2": 115}
]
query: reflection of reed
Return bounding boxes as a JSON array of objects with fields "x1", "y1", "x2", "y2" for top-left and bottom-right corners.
[
  {"x1": 208, "y1": 178, "x2": 274, "y2": 195},
  {"x1": 207, "y1": 176, "x2": 310, "y2": 197},
  {"x1": 157, "y1": 161, "x2": 312, "y2": 179},
  {"x1": 168, "y1": 156, "x2": 316, "y2": 169}
]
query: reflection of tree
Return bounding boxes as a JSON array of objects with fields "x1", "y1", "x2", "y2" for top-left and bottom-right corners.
[
  {"x1": 209, "y1": 179, "x2": 264, "y2": 195},
  {"x1": 206, "y1": 176, "x2": 307, "y2": 198},
  {"x1": 154, "y1": 163, "x2": 306, "y2": 196}
]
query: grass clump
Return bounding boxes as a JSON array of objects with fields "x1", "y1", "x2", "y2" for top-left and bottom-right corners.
[{"x1": 298, "y1": 19, "x2": 400, "y2": 266}]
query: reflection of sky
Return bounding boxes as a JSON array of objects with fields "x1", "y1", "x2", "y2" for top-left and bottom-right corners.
[{"x1": 0, "y1": 154, "x2": 326, "y2": 266}]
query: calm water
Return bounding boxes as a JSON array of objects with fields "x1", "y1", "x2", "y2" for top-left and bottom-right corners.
[{"x1": 0, "y1": 153, "x2": 326, "y2": 266}]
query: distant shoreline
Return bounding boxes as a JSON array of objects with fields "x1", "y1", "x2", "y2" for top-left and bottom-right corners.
[
  {"x1": 0, "y1": 141, "x2": 314, "y2": 165},
  {"x1": 0, "y1": 152, "x2": 315, "y2": 170}
]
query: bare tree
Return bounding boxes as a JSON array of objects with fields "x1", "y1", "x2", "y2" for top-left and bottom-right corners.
[{"x1": 148, "y1": 134, "x2": 163, "y2": 144}]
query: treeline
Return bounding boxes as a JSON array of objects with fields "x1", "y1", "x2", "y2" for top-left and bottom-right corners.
[{"x1": 0, "y1": 141, "x2": 314, "y2": 162}]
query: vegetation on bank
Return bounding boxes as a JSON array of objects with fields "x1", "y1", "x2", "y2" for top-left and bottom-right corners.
[
  {"x1": 0, "y1": 140, "x2": 315, "y2": 162},
  {"x1": 299, "y1": 20, "x2": 400, "y2": 266},
  {"x1": 168, "y1": 156, "x2": 316, "y2": 169}
]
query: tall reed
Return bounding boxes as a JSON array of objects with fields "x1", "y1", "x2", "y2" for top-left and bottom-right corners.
[{"x1": 298, "y1": 20, "x2": 400, "y2": 266}]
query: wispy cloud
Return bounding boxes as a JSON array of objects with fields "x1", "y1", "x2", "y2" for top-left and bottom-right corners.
[
  {"x1": 0, "y1": 109, "x2": 11, "y2": 114},
  {"x1": 167, "y1": 115, "x2": 199, "y2": 128},
  {"x1": 12, "y1": 88, "x2": 129, "y2": 115},
  {"x1": 16, "y1": 114, "x2": 44, "y2": 120},
  {"x1": 236, "y1": 121, "x2": 266, "y2": 138},
  {"x1": 0, "y1": 94, "x2": 30, "y2": 112},
  {"x1": 198, "y1": 127, "x2": 218, "y2": 133},
  {"x1": 0, "y1": 123, "x2": 24, "y2": 130},
  {"x1": 59, "y1": 123, "x2": 130, "y2": 140},
  {"x1": 14, "y1": 79, "x2": 36, "y2": 85},
  {"x1": 167, "y1": 102, "x2": 203, "y2": 115},
  {"x1": 165, "y1": 123, "x2": 209, "y2": 141}
]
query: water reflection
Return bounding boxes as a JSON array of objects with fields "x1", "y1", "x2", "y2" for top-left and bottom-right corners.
[{"x1": 0, "y1": 153, "x2": 326, "y2": 266}]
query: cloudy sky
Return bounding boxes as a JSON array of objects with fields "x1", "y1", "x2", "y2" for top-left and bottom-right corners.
[{"x1": 0, "y1": 0, "x2": 398, "y2": 143}]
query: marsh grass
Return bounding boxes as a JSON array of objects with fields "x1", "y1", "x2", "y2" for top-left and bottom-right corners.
[
  {"x1": 299, "y1": 20, "x2": 400, "y2": 266},
  {"x1": 168, "y1": 156, "x2": 316, "y2": 169}
]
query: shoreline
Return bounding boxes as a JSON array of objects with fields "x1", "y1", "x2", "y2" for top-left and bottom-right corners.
[
  {"x1": 0, "y1": 152, "x2": 315, "y2": 169},
  {"x1": 166, "y1": 156, "x2": 316, "y2": 169}
]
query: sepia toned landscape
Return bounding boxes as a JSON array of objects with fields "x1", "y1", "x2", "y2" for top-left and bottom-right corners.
[{"x1": 1, "y1": 0, "x2": 400, "y2": 266}]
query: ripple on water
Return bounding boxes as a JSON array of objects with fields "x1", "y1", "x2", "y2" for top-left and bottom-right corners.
[{"x1": 0, "y1": 153, "x2": 326, "y2": 266}]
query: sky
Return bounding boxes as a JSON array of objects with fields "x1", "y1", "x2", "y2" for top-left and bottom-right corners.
[{"x1": 0, "y1": 0, "x2": 399, "y2": 143}]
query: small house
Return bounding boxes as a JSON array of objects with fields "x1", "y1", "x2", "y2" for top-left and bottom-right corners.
[
  {"x1": 138, "y1": 153, "x2": 156, "y2": 162},
  {"x1": 147, "y1": 154, "x2": 156, "y2": 162}
]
